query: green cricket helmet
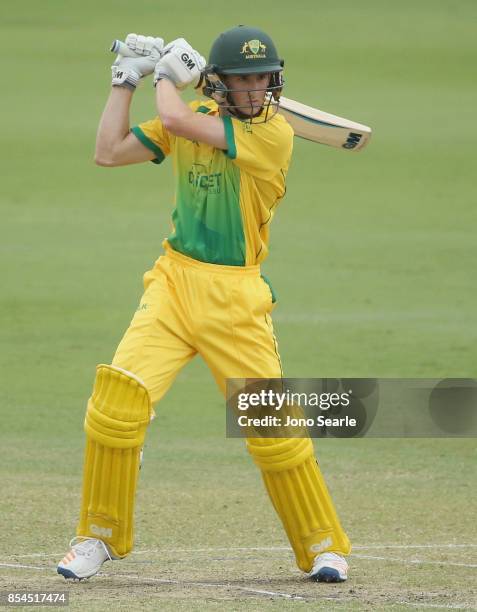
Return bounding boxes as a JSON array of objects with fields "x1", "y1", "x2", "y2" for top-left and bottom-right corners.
[
  {"x1": 202, "y1": 25, "x2": 285, "y2": 121},
  {"x1": 208, "y1": 24, "x2": 284, "y2": 74}
]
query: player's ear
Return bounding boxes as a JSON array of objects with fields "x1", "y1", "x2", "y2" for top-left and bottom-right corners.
[
  {"x1": 202, "y1": 70, "x2": 228, "y2": 103},
  {"x1": 269, "y1": 71, "x2": 284, "y2": 101}
]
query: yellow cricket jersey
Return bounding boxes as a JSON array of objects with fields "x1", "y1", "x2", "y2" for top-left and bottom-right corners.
[{"x1": 131, "y1": 99, "x2": 294, "y2": 266}]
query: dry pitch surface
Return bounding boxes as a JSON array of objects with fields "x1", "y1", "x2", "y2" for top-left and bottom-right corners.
[
  {"x1": 1, "y1": 542, "x2": 477, "y2": 610},
  {"x1": 1, "y1": 428, "x2": 476, "y2": 611}
]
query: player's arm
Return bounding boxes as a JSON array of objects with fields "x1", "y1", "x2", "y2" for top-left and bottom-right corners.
[
  {"x1": 152, "y1": 42, "x2": 227, "y2": 149},
  {"x1": 95, "y1": 87, "x2": 156, "y2": 167},
  {"x1": 95, "y1": 34, "x2": 164, "y2": 167},
  {"x1": 155, "y1": 79, "x2": 226, "y2": 150}
]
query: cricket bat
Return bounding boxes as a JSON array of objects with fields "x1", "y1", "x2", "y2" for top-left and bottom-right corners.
[
  {"x1": 277, "y1": 96, "x2": 371, "y2": 151},
  {"x1": 111, "y1": 40, "x2": 372, "y2": 151}
]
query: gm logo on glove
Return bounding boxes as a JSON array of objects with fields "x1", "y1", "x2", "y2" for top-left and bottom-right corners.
[{"x1": 181, "y1": 53, "x2": 196, "y2": 70}]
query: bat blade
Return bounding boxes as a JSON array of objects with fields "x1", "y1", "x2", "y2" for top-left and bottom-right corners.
[{"x1": 278, "y1": 96, "x2": 372, "y2": 151}]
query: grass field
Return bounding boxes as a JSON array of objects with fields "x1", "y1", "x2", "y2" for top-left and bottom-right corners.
[{"x1": 1, "y1": 0, "x2": 476, "y2": 609}]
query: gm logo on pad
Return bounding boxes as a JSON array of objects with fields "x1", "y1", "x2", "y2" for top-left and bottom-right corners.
[{"x1": 90, "y1": 524, "x2": 112, "y2": 538}]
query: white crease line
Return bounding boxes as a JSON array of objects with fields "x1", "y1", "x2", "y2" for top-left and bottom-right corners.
[
  {"x1": 130, "y1": 546, "x2": 291, "y2": 556},
  {"x1": 4, "y1": 547, "x2": 291, "y2": 559},
  {"x1": 354, "y1": 554, "x2": 477, "y2": 569},
  {"x1": 4, "y1": 553, "x2": 66, "y2": 559},
  {"x1": 355, "y1": 544, "x2": 477, "y2": 550},
  {"x1": 403, "y1": 604, "x2": 476, "y2": 610},
  {"x1": 4, "y1": 543, "x2": 477, "y2": 559},
  {"x1": 0, "y1": 563, "x2": 46, "y2": 571},
  {"x1": 102, "y1": 571, "x2": 307, "y2": 600},
  {"x1": 2, "y1": 547, "x2": 289, "y2": 559}
]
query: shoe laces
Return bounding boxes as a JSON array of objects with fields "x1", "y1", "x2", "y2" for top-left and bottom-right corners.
[{"x1": 69, "y1": 536, "x2": 112, "y2": 561}]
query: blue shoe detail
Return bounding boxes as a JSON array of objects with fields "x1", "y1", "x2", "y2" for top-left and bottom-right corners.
[
  {"x1": 315, "y1": 567, "x2": 344, "y2": 583},
  {"x1": 57, "y1": 566, "x2": 79, "y2": 580}
]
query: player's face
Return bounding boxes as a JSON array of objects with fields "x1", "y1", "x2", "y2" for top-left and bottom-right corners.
[{"x1": 223, "y1": 73, "x2": 271, "y2": 116}]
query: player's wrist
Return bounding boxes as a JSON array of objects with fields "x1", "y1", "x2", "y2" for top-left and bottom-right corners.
[
  {"x1": 111, "y1": 64, "x2": 143, "y2": 89},
  {"x1": 153, "y1": 73, "x2": 175, "y2": 88},
  {"x1": 113, "y1": 81, "x2": 137, "y2": 92}
]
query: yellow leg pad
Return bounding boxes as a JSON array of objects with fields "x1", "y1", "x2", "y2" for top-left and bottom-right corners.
[
  {"x1": 76, "y1": 364, "x2": 152, "y2": 558},
  {"x1": 247, "y1": 436, "x2": 351, "y2": 573}
]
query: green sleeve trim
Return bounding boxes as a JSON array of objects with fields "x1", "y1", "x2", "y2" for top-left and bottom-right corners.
[
  {"x1": 196, "y1": 105, "x2": 210, "y2": 114},
  {"x1": 222, "y1": 116, "x2": 237, "y2": 159},
  {"x1": 131, "y1": 126, "x2": 165, "y2": 165},
  {"x1": 261, "y1": 274, "x2": 277, "y2": 303}
]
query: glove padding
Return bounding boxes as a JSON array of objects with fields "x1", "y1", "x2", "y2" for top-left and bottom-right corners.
[
  {"x1": 125, "y1": 33, "x2": 164, "y2": 56},
  {"x1": 154, "y1": 41, "x2": 205, "y2": 90},
  {"x1": 112, "y1": 33, "x2": 164, "y2": 89},
  {"x1": 161, "y1": 37, "x2": 194, "y2": 56}
]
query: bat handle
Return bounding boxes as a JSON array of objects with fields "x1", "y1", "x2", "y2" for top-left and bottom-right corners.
[{"x1": 110, "y1": 39, "x2": 141, "y2": 58}]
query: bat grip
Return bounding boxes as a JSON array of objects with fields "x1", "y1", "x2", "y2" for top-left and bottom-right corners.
[{"x1": 110, "y1": 39, "x2": 141, "y2": 58}]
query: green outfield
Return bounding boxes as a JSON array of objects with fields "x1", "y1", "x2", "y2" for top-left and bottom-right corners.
[{"x1": 1, "y1": 0, "x2": 476, "y2": 609}]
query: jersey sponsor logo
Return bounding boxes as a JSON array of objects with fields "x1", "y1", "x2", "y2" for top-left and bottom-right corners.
[
  {"x1": 90, "y1": 524, "x2": 113, "y2": 538},
  {"x1": 309, "y1": 536, "x2": 333, "y2": 554},
  {"x1": 342, "y1": 132, "x2": 362, "y2": 149},
  {"x1": 240, "y1": 39, "x2": 267, "y2": 59},
  {"x1": 188, "y1": 164, "x2": 222, "y2": 194}
]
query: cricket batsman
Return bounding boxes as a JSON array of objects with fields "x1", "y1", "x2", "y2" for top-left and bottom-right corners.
[{"x1": 57, "y1": 25, "x2": 351, "y2": 583}]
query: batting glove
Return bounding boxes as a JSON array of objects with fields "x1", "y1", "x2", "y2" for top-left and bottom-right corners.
[
  {"x1": 111, "y1": 33, "x2": 164, "y2": 90},
  {"x1": 161, "y1": 37, "x2": 194, "y2": 56},
  {"x1": 124, "y1": 33, "x2": 164, "y2": 56},
  {"x1": 154, "y1": 40, "x2": 205, "y2": 90}
]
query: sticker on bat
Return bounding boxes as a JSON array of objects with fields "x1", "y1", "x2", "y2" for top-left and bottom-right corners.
[{"x1": 343, "y1": 132, "x2": 363, "y2": 149}]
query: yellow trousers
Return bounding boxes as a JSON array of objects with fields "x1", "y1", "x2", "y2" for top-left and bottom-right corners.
[
  {"x1": 113, "y1": 244, "x2": 282, "y2": 398},
  {"x1": 81, "y1": 244, "x2": 350, "y2": 569}
]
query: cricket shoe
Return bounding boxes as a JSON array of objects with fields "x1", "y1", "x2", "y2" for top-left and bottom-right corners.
[
  {"x1": 309, "y1": 552, "x2": 348, "y2": 583},
  {"x1": 57, "y1": 537, "x2": 112, "y2": 580}
]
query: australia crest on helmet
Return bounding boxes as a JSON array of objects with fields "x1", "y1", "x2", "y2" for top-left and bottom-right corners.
[{"x1": 240, "y1": 39, "x2": 267, "y2": 59}]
